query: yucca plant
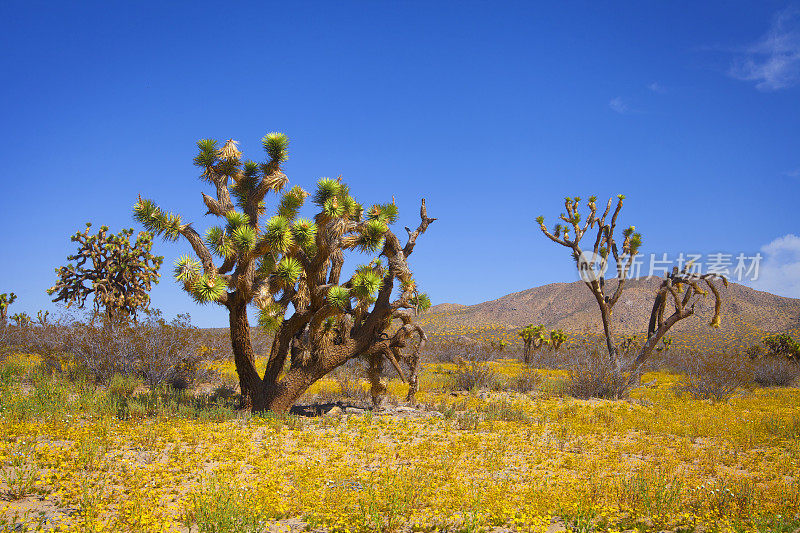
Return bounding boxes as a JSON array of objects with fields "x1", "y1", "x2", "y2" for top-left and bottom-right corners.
[
  {"x1": 537, "y1": 195, "x2": 726, "y2": 394},
  {"x1": 134, "y1": 134, "x2": 436, "y2": 412}
]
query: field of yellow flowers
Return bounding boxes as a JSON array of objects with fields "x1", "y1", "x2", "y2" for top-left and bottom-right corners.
[{"x1": 1, "y1": 351, "x2": 799, "y2": 533}]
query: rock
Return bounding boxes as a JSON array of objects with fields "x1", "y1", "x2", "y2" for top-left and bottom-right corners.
[
  {"x1": 324, "y1": 406, "x2": 342, "y2": 417},
  {"x1": 395, "y1": 406, "x2": 416, "y2": 413},
  {"x1": 345, "y1": 407, "x2": 365, "y2": 415}
]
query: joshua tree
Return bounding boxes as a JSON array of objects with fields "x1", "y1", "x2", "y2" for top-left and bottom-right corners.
[
  {"x1": 519, "y1": 324, "x2": 549, "y2": 364},
  {"x1": 134, "y1": 133, "x2": 435, "y2": 412},
  {"x1": 549, "y1": 329, "x2": 567, "y2": 350},
  {"x1": 536, "y1": 195, "x2": 726, "y2": 391},
  {"x1": 48, "y1": 224, "x2": 163, "y2": 322},
  {"x1": 0, "y1": 293, "x2": 16, "y2": 325}
]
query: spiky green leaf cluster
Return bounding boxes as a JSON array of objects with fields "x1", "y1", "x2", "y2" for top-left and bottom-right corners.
[
  {"x1": 216, "y1": 157, "x2": 240, "y2": 177},
  {"x1": 340, "y1": 195, "x2": 360, "y2": 219},
  {"x1": 231, "y1": 225, "x2": 257, "y2": 252},
  {"x1": 193, "y1": 139, "x2": 218, "y2": 170},
  {"x1": 351, "y1": 269, "x2": 382, "y2": 301},
  {"x1": 629, "y1": 233, "x2": 642, "y2": 255},
  {"x1": 254, "y1": 257, "x2": 275, "y2": 282},
  {"x1": 191, "y1": 274, "x2": 227, "y2": 304},
  {"x1": 174, "y1": 256, "x2": 201, "y2": 282},
  {"x1": 313, "y1": 178, "x2": 341, "y2": 207},
  {"x1": 323, "y1": 197, "x2": 344, "y2": 218},
  {"x1": 264, "y1": 216, "x2": 294, "y2": 253},
  {"x1": 410, "y1": 292, "x2": 431, "y2": 312},
  {"x1": 291, "y1": 219, "x2": 317, "y2": 249},
  {"x1": 262, "y1": 132, "x2": 289, "y2": 163},
  {"x1": 366, "y1": 203, "x2": 399, "y2": 224},
  {"x1": 258, "y1": 301, "x2": 285, "y2": 332},
  {"x1": 230, "y1": 162, "x2": 260, "y2": 208},
  {"x1": 273, "y1": 257, "x2": 303, "y2": 288},
  {"x1": 133, "y1": 198, "x2": 182, "y2": 242},
  {"x1": 279, "y1": 186, "x2": 307, "y2": 220},
  {"x1": 225, "y1": 211, "x2": 250, "y2": 232},
  {"x1": 327, "y1": 286, "x2": 350, "y2": 310},
  {"x1": 356, "y1": 220, "x2": 387, "y2": 253},
  {"x1": 205, "y1": 226, "x2": 235, "y2": 258}
]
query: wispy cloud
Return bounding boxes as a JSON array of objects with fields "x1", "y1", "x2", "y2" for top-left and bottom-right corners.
[
  {"x1": 729, "y1": 7, "x2": 800, "y2": 91},
  {"x1": 752, "y1": 234, "x2": 800, "y2": 298},
  {"x1": 647, "y1": 82, "x2": 666, "y2": 93},
  {"x1": 608, "y1": 97, "x2": 630, "y2": 114}
]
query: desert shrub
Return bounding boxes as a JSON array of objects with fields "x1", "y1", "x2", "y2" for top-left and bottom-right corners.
[
  {"x1": 673, "y1": 351, "x2": 752, "y2": 402},
  {"x1": 453, "y1": 362, "x2": 504, "y2": 391},
  {"x1": 425, "y1": 338, "x2": 503, "y2": 364},
  {"x1": 481, "y1": 400, "x2": 530, "y2": 422},
  {"x1": 21, "y1": 311, "x2": 210, "y2": 387},
  {"x1": 455, "y1": 411, "x2": 481, "y2": 430},
  {"x1": 764, "y1": 333, "x2": 800, "y2": 362},
  {"x1": 335, "y1": 373, "x2": 369, "y2": 402},
  {"x1": 509, "y1": 368, "x2": 543, "y2": 393},
  {"x1": 107, "y1": 372, "x2": 141, "y2": 397},
  {"x1": 753, "y1": 357, "x2": 799, "y2": 387},
  {"x1": 565, "y1": 348, "x2": 629, "y2": 399},
  {"x1": 745, "y1": 343, "x2": 765, "y2": 359}
]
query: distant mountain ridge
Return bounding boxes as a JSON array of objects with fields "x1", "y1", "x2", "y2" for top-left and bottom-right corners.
[{"x1": 418, "y1": 278, "x2": 800, "y2": 336}]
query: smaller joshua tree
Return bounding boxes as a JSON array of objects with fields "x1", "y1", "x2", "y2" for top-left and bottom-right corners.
[
  {"x1": 0, "y1": 293, "x2": 17, "y2": 325},
  {"x1": 550, "y1": 329, "x2": 567, "y2": 350},
  {"x1": 48, "y1": 223, "x2": 164, "y2": 322},
  {"x1": 537, "y1": 195, "x2": 726, "y2": 393},
  {"x1": 519, "y1": 324, "x2": 548, "y2": 364}
]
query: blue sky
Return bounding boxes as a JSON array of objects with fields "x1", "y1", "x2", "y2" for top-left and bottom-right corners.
[{"x1": 2, "y1": 1, "x2": 799, "y2": 327}]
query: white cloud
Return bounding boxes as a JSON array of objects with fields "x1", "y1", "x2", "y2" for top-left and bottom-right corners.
[
  {"x1": 647, "y1": 82, "x2": 666, "y2": 93},
  {"x1": 729, "y1": 7, "x2": 800, "y2": 91},
  {"x1": 752, "y1": 234, "x2": 800, "y2": 298},
  {"x1": 608, "y1": 97, "x2": 629, "y2": 114}
]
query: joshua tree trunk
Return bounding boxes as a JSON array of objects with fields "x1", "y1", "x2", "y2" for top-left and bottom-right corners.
[
  {"x1": 591, "y1": 291, "x2": 621, "y2": 378},
  {"x1": 228, "y1": 300, "x2": 262, "y2": 405}
]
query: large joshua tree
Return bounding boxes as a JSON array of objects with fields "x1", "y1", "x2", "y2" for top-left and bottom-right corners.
[
  {"x1": 134, "y1": 133, "x2": 435, "y2": 413},
  {"x1": 536, "y1": 195, "x2": 726, "y2": 391}
]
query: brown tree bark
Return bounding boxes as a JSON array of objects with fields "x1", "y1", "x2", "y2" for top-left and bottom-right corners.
[{"x1": 228, "y1": 299, "x2": 263, "y2": 407}]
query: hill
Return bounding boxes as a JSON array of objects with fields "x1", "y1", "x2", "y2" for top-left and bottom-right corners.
[{"x1": 418, "y1": 278, "x2": 800, "y2": 339}]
